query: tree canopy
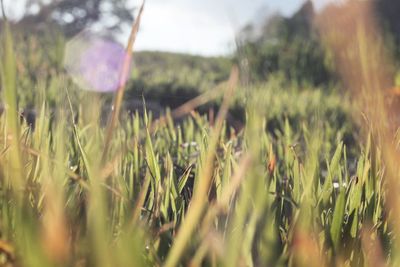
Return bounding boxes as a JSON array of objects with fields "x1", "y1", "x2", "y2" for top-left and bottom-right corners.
[
  {"x1": 3, "y1": 0, "x2": 135, "y2": 36},
  {"x1": 236, "y1": 1, "x2": 332, "y2": 86},
  {"x1": 236, "y1": 0, "x2": 400, "y2": 87}
]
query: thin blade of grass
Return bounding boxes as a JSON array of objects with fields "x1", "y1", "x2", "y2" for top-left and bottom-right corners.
[{"x1": 102, "y1": 1, "x2": 145, "y2": 162}]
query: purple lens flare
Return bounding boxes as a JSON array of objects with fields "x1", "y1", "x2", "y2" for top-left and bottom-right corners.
[{"x1": 64, "y1": 30, "x2": 131, "y2": 92}]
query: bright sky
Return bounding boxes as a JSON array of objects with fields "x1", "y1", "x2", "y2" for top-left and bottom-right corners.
[
  {"x1": 132, "y1": 0, "x2": 335, "y2": 56},
  {"x1": 3, "y1": 0, "x2": 335, "y2": 56}
]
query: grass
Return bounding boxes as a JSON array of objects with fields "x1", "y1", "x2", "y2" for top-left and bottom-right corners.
[{"x1": 1, "y1": 2, "x2": 400, "y2": 267}]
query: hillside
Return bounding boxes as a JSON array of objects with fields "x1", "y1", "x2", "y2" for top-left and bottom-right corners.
[{"x1": 127, "y1": 51, "x2": 232, "y2": 108}]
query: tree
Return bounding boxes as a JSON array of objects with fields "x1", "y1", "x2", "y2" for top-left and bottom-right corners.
[
  {"x1": 236, "y1": 1, "x2": 333, "y2": 86},
  {"x1": 4, "y1": 0, "x2": 135, "y2": 37}
]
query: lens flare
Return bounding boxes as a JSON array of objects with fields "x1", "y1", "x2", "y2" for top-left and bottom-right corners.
[{"x1": 64, "y1": 30, "x2": 130, "y2": 92}]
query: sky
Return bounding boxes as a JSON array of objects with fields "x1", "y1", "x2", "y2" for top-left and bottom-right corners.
[
  {"x1": 131, "y1": 0, "x2": 335, "y2": 56},
  {"x1": 3, "y1": 0, "x2": 336, "y2": 56}
]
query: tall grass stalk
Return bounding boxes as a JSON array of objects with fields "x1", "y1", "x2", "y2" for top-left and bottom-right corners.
[{"x1": 102, "y1": 1, "x2": 145, "y2": 163}]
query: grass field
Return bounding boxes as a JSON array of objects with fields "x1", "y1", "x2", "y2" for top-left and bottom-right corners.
[{"x1": 2, "y1": 2, "x2": 400, "y2": 267}]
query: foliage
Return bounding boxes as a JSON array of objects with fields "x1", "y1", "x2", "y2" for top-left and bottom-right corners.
[
  {"x1": 128, "y1": 51, "x2": 231, "y2": 108},
  {"x1": 236, "y1": 1, "x2": 334, "y2": 86},
  {"x1": 1, "y1": 1, "x2": 400, "y2": 266},
  {"x1": 1, "y1": 21, "x2": 392, "y2": 266},
  {"x1": 2, "y1": 0, "x2": 134, "y2": 37},
  {"x1": 0, "y1": 70, "x2": 391, "y2": 267},
  {"x1": 236, "y1": 0, "x2": 400, "y2": 87}
]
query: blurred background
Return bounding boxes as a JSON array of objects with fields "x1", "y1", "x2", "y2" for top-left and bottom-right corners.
[{"x1": 0, "y1": 0, "x2": 399, "y2": 122}]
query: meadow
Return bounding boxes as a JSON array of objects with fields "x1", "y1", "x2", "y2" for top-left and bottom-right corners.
[{"x1": 1, "y1": 1, "x2": 400, "y2": 267}]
